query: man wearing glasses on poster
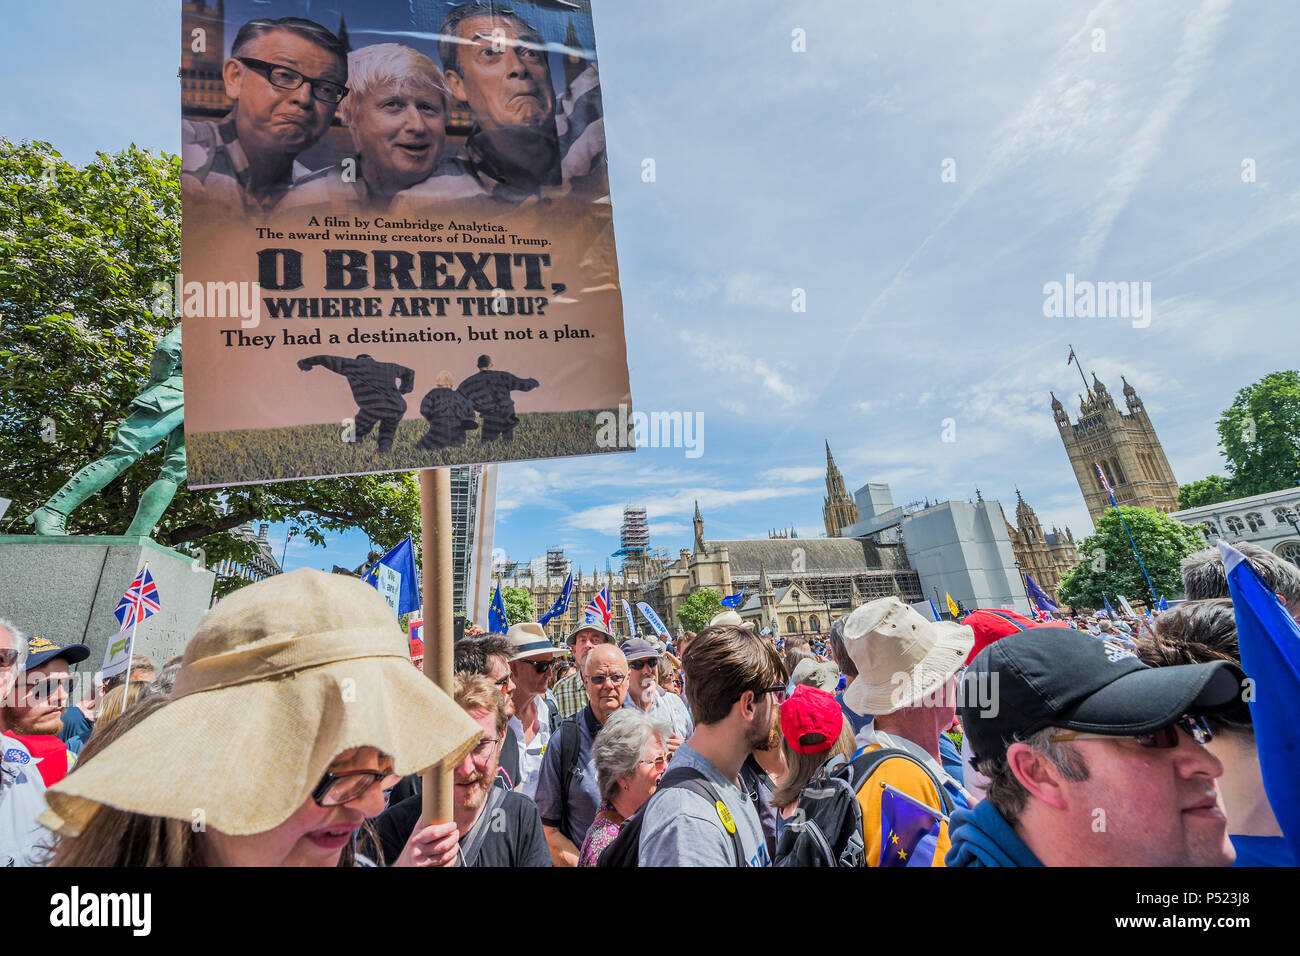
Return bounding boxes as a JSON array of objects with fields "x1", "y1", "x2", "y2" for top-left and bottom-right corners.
[{"x1": 182, "y1": 17, "x2": 348, "y2": 214}]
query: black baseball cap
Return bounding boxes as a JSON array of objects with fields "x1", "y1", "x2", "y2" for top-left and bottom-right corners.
[{"x1": 961, "y1": 625, "x2": 1245, "y2": 763}]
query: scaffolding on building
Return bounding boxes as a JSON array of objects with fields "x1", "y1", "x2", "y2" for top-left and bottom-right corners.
[
  {"x1": 612, "y1": 505, "x2": 650, "y2": 579},
  {"x1": 546, "y1": 547, "x2": 569, "y2": 582}
]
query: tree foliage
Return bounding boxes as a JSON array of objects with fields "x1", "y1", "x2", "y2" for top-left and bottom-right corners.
[
  {"x1": 503, "y1": 587, "x2": 534, "y2": 626},
  {"x1": 1218, "y1": 370, "x2": 1300, "y2": 498},
  {"x1": 0, "y1": 139, "x2": 420, "y2": 587},
  {"x1": 1178, "y1": 475, "x2": 1235, "y2": 510},
  {"x1": 1058, "y1": 507, "x2": 1205, "y2": 609},
  {"x1": 677, "y1": 588, "x2": 723, "y2": 632}
]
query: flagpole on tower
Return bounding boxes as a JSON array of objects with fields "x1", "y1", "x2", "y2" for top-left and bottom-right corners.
[
  {"x1": 1068, "y1": 344, "x2": 1091, "y2": 397},
  {"x1": 419, "y1": 468, "x2": 454, "y2": 827}
]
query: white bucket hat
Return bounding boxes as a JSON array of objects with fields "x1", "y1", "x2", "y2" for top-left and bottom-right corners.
[{"x1": 841, "y1": 597, "x2": 974, "y2": 716}]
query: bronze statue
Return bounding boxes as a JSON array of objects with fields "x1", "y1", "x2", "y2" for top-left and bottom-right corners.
[{"x1": 28, "y1": 325, "x2": 184, "y2": 537}]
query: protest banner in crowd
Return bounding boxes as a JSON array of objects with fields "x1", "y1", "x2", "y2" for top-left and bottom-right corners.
[{"x1": 179, "y1": 0, "x2": 631, "y2": 487}]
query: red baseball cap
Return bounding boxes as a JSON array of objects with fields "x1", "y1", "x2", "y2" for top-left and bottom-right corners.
[
  {"x1": 780, "y1": 684, "x2": 843, "y2": 754},
  {"x1": 962, "y1": 608, "x2": 1037, "y2": 665}
]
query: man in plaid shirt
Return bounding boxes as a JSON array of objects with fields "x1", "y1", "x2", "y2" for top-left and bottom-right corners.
[{"x1": 551, "y1": 622, "x2": 614, "y2": 719}]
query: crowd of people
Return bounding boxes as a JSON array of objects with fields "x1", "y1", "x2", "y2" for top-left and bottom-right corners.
[{"x1": 0, "y1": 541, "x2": 1293, "y2": 867}]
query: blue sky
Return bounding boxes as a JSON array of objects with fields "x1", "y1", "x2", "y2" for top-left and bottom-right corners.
[{"x1": 4, "y1": 0, "x2": 1298, "y2": 576}]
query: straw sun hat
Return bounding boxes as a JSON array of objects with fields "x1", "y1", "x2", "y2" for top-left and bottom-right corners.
[
  {"x1": 40, "y1": 569, "x2": 481, "y2": 838},
  {"x1": 841, "y1": 597, "x2": 974, "y2": 717}
]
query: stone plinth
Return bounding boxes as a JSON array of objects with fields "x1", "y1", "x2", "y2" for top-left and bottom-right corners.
[{"x1": 0, "y1": 536, "x2": 214, "y2": 672}]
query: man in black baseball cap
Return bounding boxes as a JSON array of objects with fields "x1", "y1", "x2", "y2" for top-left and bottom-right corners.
[{"x1": 946, "y1": 626, "x2": 1245, "y2": 867}]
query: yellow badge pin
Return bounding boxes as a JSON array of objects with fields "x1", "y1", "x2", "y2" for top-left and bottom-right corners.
[{"x1": 716, "y1": 800, "x2": 736, "y2": 834}]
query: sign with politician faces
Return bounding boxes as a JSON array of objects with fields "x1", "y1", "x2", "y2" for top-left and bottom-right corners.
[{"x1": 179, "y1": 0, "x2": 632, "y2": 487}]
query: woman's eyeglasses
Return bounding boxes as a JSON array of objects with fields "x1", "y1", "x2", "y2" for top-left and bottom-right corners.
[
  {"x1": 311, "y1": 768, "x2": 390, "y2": 807},
  {"x1": 639, "y1": 753, "x2": 670, "y2": 771},
  {"x1": 1049, "y1": 715, "x2": 1213, "y2": 749}
]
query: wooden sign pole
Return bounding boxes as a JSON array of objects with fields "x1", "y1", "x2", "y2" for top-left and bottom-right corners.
[{"x1": 420, "y1": 466, "x2": 454, "y2": 825}]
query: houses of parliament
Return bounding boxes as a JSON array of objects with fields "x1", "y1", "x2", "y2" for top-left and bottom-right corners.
[{"x1": 499, "y1": 373, "x2": 1178, "y2": 633}]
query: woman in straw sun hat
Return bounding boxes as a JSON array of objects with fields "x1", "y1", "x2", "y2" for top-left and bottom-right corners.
[{"x1": 40, "y1": 569, "x2": 481, "y2": 866}]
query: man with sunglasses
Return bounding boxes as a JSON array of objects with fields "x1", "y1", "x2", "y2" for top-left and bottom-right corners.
[
  {"x1": 506, "y1": 622, "x2": 565, "y2": 798},
  {"x1": 947, "y1": 625, "x2": 1246, "y2": 867},
  {"x1": 2, "y1": 620, "x2": 50, "y2": 866},
  {"x1": 622, "y1": 638, "x2": 692, "y2": 751},
  {"x1": 182, "y1": 17, "x2": 347, "y2": 213},
  {"x1": 1, "y1": 636, "x2": 90, "y2": 789},
  {"x1": 536, "y1": 642, "x2": 628, "y2": 865}
]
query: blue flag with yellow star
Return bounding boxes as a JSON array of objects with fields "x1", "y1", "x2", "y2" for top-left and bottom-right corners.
[{"x1": 879, "y1": 784, "x2": 946, "y2": 867}]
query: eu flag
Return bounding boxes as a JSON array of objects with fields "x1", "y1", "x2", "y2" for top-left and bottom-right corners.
[
  {"x1": 721, "y1": 587, "x2": 745, "y2": 609},
  {"x1": 1219, "y1": 541, "x2": 1300, "y2": 860},
  {"x1": 1102, "y1": 594, "x2": 1117, "y2": 620},
  {"x1": 362, "y1": 535, "x2": 420, "y2": 617},
  {"x1": 538, "y1": 573, "x2": 573, "y2": 626},
  {"x1": 879, "y1": 784, "x2": 946, "y2": 867},
  {"x1": 489, "y1": 584, "x2": 508, "y2": 634},
  {"x1": 1025, "y1": 573, "x2": 1059, "y2": 613}
]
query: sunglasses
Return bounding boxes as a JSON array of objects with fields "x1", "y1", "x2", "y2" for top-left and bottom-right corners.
[
  {"x1": 730, "y1": 682, "x2": 792, "y2": 706},
  {"x1": 630, "y1": 658, "x2": 659, "y2": 671},
  {"x1": 527, "y1": 659, "x2": 554, "y2": 674},
  {"x1": 587, "y1": 672, "x2": 626, "y2": 687},
  {"x1": 0, "y1": 648, "x2": 20, "y2": 668},
  {"x1": 25, "y1": 676, "x2": 76, "y2": 701},
  {"x1": 1049, "y1": 715, "x2": 1214, "y2": 749},
  {"x1": 311, "y1": 768, "x2": 390, "y2": 807}
]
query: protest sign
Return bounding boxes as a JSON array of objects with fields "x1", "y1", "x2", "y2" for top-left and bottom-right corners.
[{"x1": 179, "y1": 0, "x2": 631, "y2": 487}]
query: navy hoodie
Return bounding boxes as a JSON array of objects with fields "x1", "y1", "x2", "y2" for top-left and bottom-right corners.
[{"x1": 945, "y1": 799, "x2": 1043, "y2": 867}]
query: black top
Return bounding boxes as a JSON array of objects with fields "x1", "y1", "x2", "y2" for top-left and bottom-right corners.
[
  {"x1": 371, "y1": 790, "x2": 552, "y2": 868},
  {"x1": 739, "y1": 754, "x2": 779, "y2": 862}
]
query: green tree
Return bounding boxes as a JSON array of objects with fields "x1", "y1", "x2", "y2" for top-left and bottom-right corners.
[
  {"x1": 503, "y1": 587, "x2": 534, "y2": 626},
  {"x1": 0, "y1": 139, "x2": 420, "y2": 595},
  {"x1": 1178, "y1": 475, "x2": 1235, "y2": 510},
  {"x1": 1218, "y1": 370, "x2": 1300, "y2": 497},
  {"x1": 1058, "y1": 507, "x2": 1204, "y2": 609},
  {"x1": 677, "y1": 588, "x2": 723, "y2": 632}
]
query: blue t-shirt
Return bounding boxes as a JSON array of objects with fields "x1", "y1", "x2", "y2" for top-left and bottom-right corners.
[
  {"x1": 938, "y1": 732, "x2": 964, "y2": 786},
  {"x1": 1230, "y1": 834, "x2": 1296, "y2": 867},
  {"x1": 59, "y1": 707, "x2": 94, "y2": 756},
  {"x1": 836, "y1": 692, "x2": 872, "y2": 734}
]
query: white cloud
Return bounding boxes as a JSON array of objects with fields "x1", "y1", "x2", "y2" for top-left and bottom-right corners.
[
  {"x1": 678, "y1": 331, "x2": 804, "y2": 408},
  {"x1": 759, "y1": 466, "x2": 825, "y2": 484}
]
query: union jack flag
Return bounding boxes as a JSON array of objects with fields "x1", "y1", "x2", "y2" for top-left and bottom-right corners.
[
  {"x1": 1096, "y1": 463, "x2": 1118, "y2": 507},
  {"x1": 584, "y1": 585, "x2": 611, "y2": 629},
  {"x1": 114, "y1": 564, "x2": 161, "y2": 631}
]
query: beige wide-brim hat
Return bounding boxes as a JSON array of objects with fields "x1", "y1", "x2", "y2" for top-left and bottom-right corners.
[
  {"x1": 39, "y1": 569, "x2": 481, "y2": 838},
  {"x1": 841, "y1": 597, "x2": 974, "y2": 717},
  {"x1": 506, "y1": 622, "x2": 567, "y2": 662}
]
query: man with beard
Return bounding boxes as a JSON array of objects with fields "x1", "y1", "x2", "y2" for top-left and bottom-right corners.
[
  {"x1": 183, "y1": 17, "x2": 348, "y2": 214},
  {"x1": 536, "y1": 643, "x2": 627, "y2": 866},
  {"x1": 297, "y1": 353, "x2": 415, "y2": 453},
  {"x1": 621, "y1": 638, "x2": 691, "y2": 751},
  {"x1": 638, "y1": 624, "x2": 786, "y2": 867},
  {"x1": 375, "y1": 672, "x2": 551, "y2": 867}
]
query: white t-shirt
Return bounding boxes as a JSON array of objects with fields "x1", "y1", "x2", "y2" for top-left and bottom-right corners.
[
  {"x1": 507, "y1": 694, "x2": 553, "y2": 799},
  {"x1": 1, "y1": 736, "x2": 54, "y2": 866}
]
